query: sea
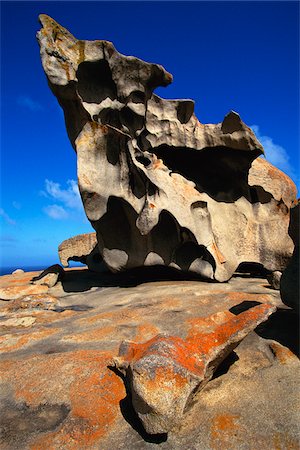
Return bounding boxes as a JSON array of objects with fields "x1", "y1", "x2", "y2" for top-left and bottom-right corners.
[{"x1": 0, "y1": 262, "x2": 85, "y2": 276}]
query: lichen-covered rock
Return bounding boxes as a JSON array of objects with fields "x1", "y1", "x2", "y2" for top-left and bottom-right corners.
[
  {"x1": 37, "y1": 15, "x2": 296, "y2": 282},
  {"x1": 114, "y1": 303, "x2": 275, "y2": 434},
  {"x1": 0, "y1": 268, "x2": 298, "y2": 448}
]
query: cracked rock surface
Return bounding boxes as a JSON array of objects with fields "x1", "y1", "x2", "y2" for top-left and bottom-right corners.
[{"x1": 37, "y1": 15, "x2": 297, "y2": 282}]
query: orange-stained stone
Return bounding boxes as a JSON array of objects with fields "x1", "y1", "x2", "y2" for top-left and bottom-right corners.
[
  {"x1": 119, "y1": 303, "x2": 275, "y2": 375},
  {"x1": 114, "y1": 303, "x2": 276, "y2": 434},
  {"x1": 61, "y1": 325, "x2": 116, "y2": 343},
  {"x1": 268, "y1": 341, "x2": 299, "y2": 365},
  {"x1": 210, "y1": 413, "x2": 242, "y2": 449},
  {"x1": 0, "y1": 327, "x2": 59, "y2": 353},
  {"x1": 0, "y1": 349, "x2": 125, "y2": 448}
]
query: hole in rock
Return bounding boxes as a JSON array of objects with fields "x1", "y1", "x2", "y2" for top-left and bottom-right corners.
[
  {"x1": 96, "y1": 197, "x2": 215, "y2": 279},
  {"x1": 120, "y1": 107, "x2": 144, "y2": 134},
  {"x1": 150, "y1": 145, "x2": 267, "y2": 203},
  {"x1": 108, "y1": 366, "x2": 168, "y2": 443},
  {"x1": 177, "y1": 101, "x2": 194, "y2": 124},
  {"x1": 95, "y1": 108, "x2": 122, "y2": 129},
  {"x1": 127, "y1": 90, "x2": 146, "y2": 104},
  {"x1": 229, "y1": 301, "x2": 262, "y2": 315},
  {"x1": 77, "y1": 60, "x2": 117, "y2": 104},
  {"x1": 135, "y1": 154, "x2": 152, "y2": 167},
  {"x1": 235, "y1": 262, "x2": 270, "y2": 278}
]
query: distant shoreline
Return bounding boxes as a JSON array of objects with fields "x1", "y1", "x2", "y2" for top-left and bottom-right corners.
[{"x1": 0, "y1": 266, "x2": 45, "y2": 276}]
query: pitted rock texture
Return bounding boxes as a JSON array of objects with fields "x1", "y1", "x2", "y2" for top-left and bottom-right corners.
[
  {"x1": 0, "y1": 269, "x2": 299, "y2": 448},
  {"x1": 37, "y1": 15, "x2": 296, "y2": 281},
  {"x1": 58, "y1": 232, "x2": 97, "y2": 266},
  {"x1": 114, "y1": 303, "x2": 275, "y2": 434}
]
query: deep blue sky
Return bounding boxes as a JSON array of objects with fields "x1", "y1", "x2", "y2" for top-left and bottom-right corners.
[{"x1": 1, "y1": 1, "x2": 299, "y2": 268}]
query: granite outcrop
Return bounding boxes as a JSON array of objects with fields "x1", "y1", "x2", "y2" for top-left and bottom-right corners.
[{"x1": 37, "y1": 15, "x2": 297, "y2": 282}]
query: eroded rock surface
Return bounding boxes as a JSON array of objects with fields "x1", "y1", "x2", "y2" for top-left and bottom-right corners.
[
  {"x1": 37, "y1": 15, "x2": 296, "y2": 282},
  {"x1": 0, "y1": 269, "x2": 299, "y2": 448},
  {"x1": 114, "y1": 304, "x2": 275, "y2": 434}
]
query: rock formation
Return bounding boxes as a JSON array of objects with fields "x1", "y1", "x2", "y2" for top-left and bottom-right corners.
[
  {"x1": 114, "y1": 303, "x2": 275, "y2": 434},
  {"x1": 37, "y1": 15, "x2": 297, "y2": 281},
  {"x1": 1, "y1": 268, "x2": 299, "y2": 447},
  {"x1": 280, "y1": 201, "x2": 299, "y2": 311},
  {"x1": 58, "y1": 232, "x2": 104, "y2": 272}
]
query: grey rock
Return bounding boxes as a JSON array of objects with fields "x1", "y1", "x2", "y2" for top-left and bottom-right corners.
[
  {"x1": 37, "y1": 15, "x2": 296, "y2": 282},
  {"x1": 114, "y1": 303, "x2": 276, "y2": 434}
]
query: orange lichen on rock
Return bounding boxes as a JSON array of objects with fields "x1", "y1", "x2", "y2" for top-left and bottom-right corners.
[
  {"x1": 61, "y1": 325, "x2": 116, "y2": 343},
  {"x1": 0, "y1": 327, "x2": 58, "y2": 353},
  {"x1": 268, "y1": 341, "x2": 299, "y2": 365},
  {"x1": 114, "y1": 303, "x2": 276, "y2": 434},
  {"x1": 210, "y1": 413, "x2": 242, "y2": 449},
  {"x1": 0, "y1": 349, "x2": 125, "y2": 449},
  {"x1": 225, "y1": 291, "x2": 272, "y2": 303}
]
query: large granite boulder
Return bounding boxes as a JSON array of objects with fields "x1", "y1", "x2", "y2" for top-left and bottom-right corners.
[{"x1": 37, "y1": 15, "x2": 296, "y2": 282}]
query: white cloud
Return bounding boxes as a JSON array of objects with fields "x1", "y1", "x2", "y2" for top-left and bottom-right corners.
[
  {"x1": 17, "y1": 95, "x2": 43, "y2": 112},
  {"x1": 43, "y1": 204, "x2": 69, "y2": 220},
  {"x1": 0, "y1": 208, "x2": 16, "y2": 225},
  {"x1": 42, "y1": 179, "x2": 86, "y2": 221},
  {"x1": 251, "y1": 125, "x2": 296, "y2": 180},
  {"x1": 44, "y1": 179, "x2": 82, "y2": 209}
]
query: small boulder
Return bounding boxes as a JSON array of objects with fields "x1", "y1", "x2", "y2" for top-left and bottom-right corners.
[
  {"x1": 114, "y1": 303, "x2": 276, "y2": 434},
  {"x1": 31, "y1": 264, "x2": 64, "y2": 288},
  {"x1": 12, "y1": 269, "x2": 24, "y2": 275}
]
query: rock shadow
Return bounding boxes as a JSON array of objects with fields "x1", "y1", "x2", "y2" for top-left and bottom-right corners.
[
  {"x1": 108, "y1": 366, "x2": 168, "y2": 444},
  {"x1": 61, "y1": 265, "x2": 213, "y2": 293},
  {"x1": 255, "y1": 308, "x2": 299, "y2": 357}
]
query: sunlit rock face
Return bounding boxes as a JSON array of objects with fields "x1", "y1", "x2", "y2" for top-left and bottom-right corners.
[{"x1": 37, "y1": 15, "x2": 296, "y2": 281}]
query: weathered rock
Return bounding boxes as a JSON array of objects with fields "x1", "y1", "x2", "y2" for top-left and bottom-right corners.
[
  {"x1": 267, "y1": 271, "x2": 282, "y2": 290},
  {"x1": 58, "y1": 232, "x2": 97, "y2": 266},
  {"x1": 31, "y1": 264, "x2": 64, "y2": 288},
  {"x1": 3, "y1": 294, "x2": 59, "y2": 312},
  {"x1": 0, "y1": 268, "x2": 298, "y2": 448},
  {"x1": 281, "y1": 201, "x2": 299, "y2": 311},
  {"x1": 37, "y1": 15, "x2": 296, "y2": 282},
  {"x1": 58, "y1": 232, "x2": 105, "y2": 272},
  {"x1": 114, "y1": 303, "x2": 275, "y2": 434},
  {"x1": 0, "y1": 284, "x2": 49, "y2": 301}
]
